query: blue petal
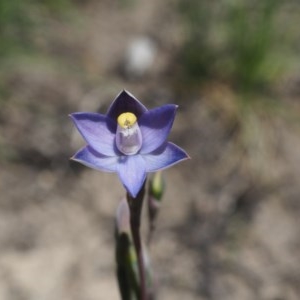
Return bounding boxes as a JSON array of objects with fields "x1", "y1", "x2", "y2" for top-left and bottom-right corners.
[
  {"x1": 106, "y1": 90, "x2": 148, "y2": 121},
  {"x1": 117, "y1": 154, "x2": 146, "y2": 197},
  {"x1": 70, "y1": 112, "x2": 117, "y2": 156},
  {"x1": 143, "y1": 142, "x2": 189, "y2": 172},
  {"x1": 71, "y1": 146, "x2": 118, "y2": 172},
  {"x1": 139, "y1": 104, "x2": 178, "y2": 154}
]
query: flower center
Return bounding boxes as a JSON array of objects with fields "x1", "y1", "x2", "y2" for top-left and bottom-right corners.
[{"x1": 116, "y1": 112, "x2": 142, "y2": 155}]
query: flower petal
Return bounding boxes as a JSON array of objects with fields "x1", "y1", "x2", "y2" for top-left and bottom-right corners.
[
  {"x1": 71, "y1": 146, "x2": 118, "y2": 172},
  {"x1": 143, "y1": 142, "x2": 189, "y2": 172},
  {"x1": 117, "y1": 154, "x2": 146, "y2": 197},
  {"x1": 106, "y1": 90, "x2": 147, "y2": 121},
  {"x1": 70, "y1": 112, "x2": 117, "y2": 156},
  {"x1": 139, "y1": 104, "x2": 178, "y2": 154}
]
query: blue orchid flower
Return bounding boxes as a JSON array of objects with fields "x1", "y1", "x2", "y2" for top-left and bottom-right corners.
[{"x1": 70, "y1": 90, "x2": 189, "y2": 197}]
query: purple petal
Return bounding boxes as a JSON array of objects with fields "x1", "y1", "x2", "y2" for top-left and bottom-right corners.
[
  {"x1": 70, "y1": 112, "x2": 117, "y2": 156},
  {"x1": 117, "y1": 154, "x2": 146, "y2": 197},
  {"x1": 106, "y1": 90, "x2": 147, "y2": 121},
  {"x1": 139, "y1": 104, "x2": 178, "y2": 154},
  {"x1": 142, "y1": 142, "x2": 189, "y2": 172},
  {"x1": 71, "y1": 146, "x2": 119, "y2": 172}
]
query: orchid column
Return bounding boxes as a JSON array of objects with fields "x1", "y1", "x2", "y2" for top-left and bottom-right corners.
[{"x1": 70, "y1": 90, "x2": 189, "y2": 299}]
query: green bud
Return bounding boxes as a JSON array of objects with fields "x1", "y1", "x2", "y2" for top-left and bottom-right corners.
[
  {"x1": 149, "y1": 171, "x2": 165, "y2": 201},
  {"x1": 115, "y1": 199, "x2": 139, "y2": 299}
]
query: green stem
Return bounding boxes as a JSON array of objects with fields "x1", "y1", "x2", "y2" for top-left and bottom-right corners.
[{"x1": 127, "y1": 180, "x2": 147, "y2": 300}]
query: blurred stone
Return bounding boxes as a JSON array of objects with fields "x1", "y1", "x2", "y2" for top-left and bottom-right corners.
[{"x1": 122, "y1": 37, "x2": 157, "y2": 79}]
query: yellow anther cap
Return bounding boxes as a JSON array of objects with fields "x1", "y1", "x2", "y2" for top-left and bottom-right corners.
[{"x1": 117, "y1": 112, "x2": 137, "y2": 128}]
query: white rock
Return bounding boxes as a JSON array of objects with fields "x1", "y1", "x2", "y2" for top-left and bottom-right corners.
[{"x1": 123, "y1": 37, "x2": 157, "y2": 79}]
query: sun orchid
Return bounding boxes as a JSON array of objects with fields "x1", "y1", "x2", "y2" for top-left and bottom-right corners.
[{"x1": 70, "y1": 90, "x2": 189, "y2": 197}]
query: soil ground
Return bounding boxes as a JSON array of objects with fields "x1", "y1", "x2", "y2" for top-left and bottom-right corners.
[{"x1": 0, "y1": 1, "x2": 300, "y2": 300}]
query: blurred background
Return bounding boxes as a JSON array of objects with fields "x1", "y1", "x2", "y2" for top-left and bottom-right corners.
[{"x1": 0, "y1": 0, "x2": 300, "y2": 299}]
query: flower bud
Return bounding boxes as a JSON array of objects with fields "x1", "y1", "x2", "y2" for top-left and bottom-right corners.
[
  {"x1": 149, "y1": 171, "x2": 165, "y2": 201},
  {"x1": 116, "y1": 198, "x2": 130, "y2": 234}
]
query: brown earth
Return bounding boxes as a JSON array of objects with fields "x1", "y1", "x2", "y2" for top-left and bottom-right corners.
[{"x1": 0, "y1": 1, "x2": 300, "y2": 300}]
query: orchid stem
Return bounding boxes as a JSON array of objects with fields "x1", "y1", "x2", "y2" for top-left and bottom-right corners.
[{"x1": 127, "y1": 181, "x2": 147, "y2": 300}]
